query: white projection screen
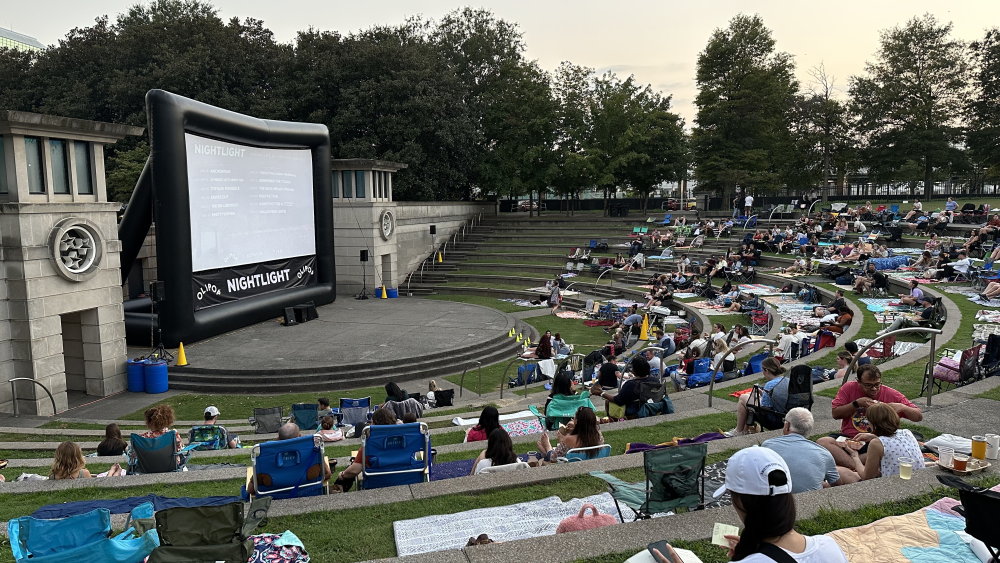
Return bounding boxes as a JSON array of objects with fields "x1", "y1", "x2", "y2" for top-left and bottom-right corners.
[{"x1": 185, "y1": 133, "x2": 317, "y2": 273}]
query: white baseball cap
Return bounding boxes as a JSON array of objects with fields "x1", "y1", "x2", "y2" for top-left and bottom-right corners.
[
  {"x1": 204, "y1": 405, "x2": 220, "y2": 417},
  {"x1": 713, "y1": 446, "x2": 792, "y2": 498}
]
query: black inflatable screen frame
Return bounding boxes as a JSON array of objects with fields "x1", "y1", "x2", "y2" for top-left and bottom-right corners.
[{"x1": 126, "y1": 89, "x2": 335, "y2": 347}]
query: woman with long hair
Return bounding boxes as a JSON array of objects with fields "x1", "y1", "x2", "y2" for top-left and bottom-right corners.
[
  {"x1": 534, "y1": 333, "x2": 554, "y2": 359},
  {"x1": 840, "y1": 402, "x2": 924, "y2": 481},
  {"x1": 97, "y1": 423, "x2": 127, "y2": 457},
  {"x1": 471, "y1": 428, "x2": 518, "y2": 475},
  {"x1": 384, "y1": 381, "x2": 408, "y2": 403},
  {"x1": 537, "y1": 407, "x2": 604, "y2": 462},
  {"x1": 650, "y1": 448, "x2": 847, "y2": 563},
  {"x1": 50, "y1": 441, "x2": 92, "y2": 480},
  {"x1": 544, "y1": 370, "x2": 576, "y2": 413},
  {"x1": 727, "y1": 358, "x2": 788, "y2": 436},
  {"x1": 465, "y1": 406, "x2": 501, "y2": 442}
]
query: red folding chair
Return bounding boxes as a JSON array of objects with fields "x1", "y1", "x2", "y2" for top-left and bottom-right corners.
[{"x1": 866, "y1": 335, "x2": 895, "y2": 361}]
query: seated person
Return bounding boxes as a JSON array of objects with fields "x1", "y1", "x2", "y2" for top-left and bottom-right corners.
[
  {"x1": 334, "y1": 411, "x2": 390, "y2": 491},
  {"x1": 537, "y1": 406, "x2": 604, "y2": 462},
  {"x1": 545, "y1": 372, "x2": 577, "y2": 414},
  {"x1": 658, "y1": 331, "x2": 676, "y2": 356},
  {"x1": 51, "y1": 442, "x2": 93, "y2": 479},
  {"x1": 645, "y1": 348, "x2": 663, "y2": 377},
  {"x1": 383, "y1": 381, "x2": 409, "y2": 405},
  {"x1": 552, "y1": 333, "x2": 572, "y2": 355},
  {"x1": 837, "y1": 403, "x2": 925, "y2": 483},
  {"x1": 963, "y1": 229, "x2": 982, "y2": 253},
  {"x1": 898, "y1": 280, "x2": 924, "y2": 306},
  {"x1": 932, "y1": 212, "x2": 951, "y2": 233},
  {"x1": 317, "y1": 397, "x2": 333, "y2": 419},
  {"x1": 843, "y1": 341, "x2": 870, "y2": 366},
  {"x1": 589, "y1": 356, "x2": 660, "y2": 420},
  {"x1": 596, "y1": 354, "x2": 621, "y2": 389},
  {"x1": 827, "y1": 290, "x2": 846, "y2": 315},
  {"x1": 726, "y1": 358, "x2": 788, "y2": 436},
  {"x1": 983, "y1": 214, "x2": 1000, "y2": 236},
  {"x1": 189, "y1": 405, "x2": 239, "y2": 449},
  {"x1": 774, "y1": 327, "x2": 796, "y2": 362},
  {"x1": 825, "y1": 306, "x2": 853, "y2": 335},
  {"x1": 471, "y1": 428, "x2": 518, "y2": 475},
  {"x1": 935, "y1": 250, "x2": 971, "y2": 280},
  {"x1": 141, "y1": 404, "x2": 185, "y2": 465},
  {"x1": 876, "y1": 296, "x2": 934, "y2": 335},
  {"x1": 465, "y1": 406, "x2": 501, "y2": 442},
  {"x1": 831, "y1": 350, "x2": 854, "y2": 380},
  {"x1": 852, "y1": 263, "x2": 878, "y2": 293},
  {"x1": 816, "y1": 364, "x2": 922, "y2": 470},
  {"x1": 426, "y1": 380, "x2": 442, "y2": 408},
  {"x1": 97, "y1": 423, "x2": 128, "y2": 457},
  {"x1": 904, "y1": 199, "x2": 922, "y2": 221},
  {"x1": 316, "y1": 416, "x2": 343, "y2": 442},
  {"x1": 762, "y1": 408, "x2": 845, "y2": 492},
  {"x1": 711, "y1": 338, "x2": 736, "y2": 373},
  {"x1": 911, "y1": 251, "x2": 934, "y2": 271},
  {"x1": 524, "y1": 333, "x2": 554, "y2": 359},
  {"x1": 606, "y1": 305, "x2": 642, "y2": 332},
  {"x1": 783, "y1": 256, "x2": 808, "y2": 274},
  {"x1": 981, "y1": 280, "x2": 1000, "y2": 301}
]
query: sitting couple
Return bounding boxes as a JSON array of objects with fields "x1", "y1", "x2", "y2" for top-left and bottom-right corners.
[{"x1": 590, "y1": 356, "x2": 672, "y2": 420}]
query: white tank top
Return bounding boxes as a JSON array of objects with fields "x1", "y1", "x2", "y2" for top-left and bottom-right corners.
[{"x1": 878, "y1": 429, "x2": 925, "y2": 477}]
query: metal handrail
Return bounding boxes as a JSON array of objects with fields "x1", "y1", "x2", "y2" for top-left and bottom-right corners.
[
  {"x1": 10, "y1": 377, "x2": 58, "y2": 417},
  {"x1": 458, "y1": 360, "x2": 483, "y2": 398},
  {"x1": 707, "y1": 338, "x2": 778, "y2": 407},
  {"x1": 595, "y1": 266, "x2": 614, "y2": 288},
  {"x1": 768, "y1": 206, "x2": 781, "y2": 222},
  {"x1": 499, "y1": 356, "x2": 533, "y2": 399},
  {"x1": 838, "y1": 327, "x2": 943, "y2": 406},
  {"x1": 743, "y1": 214, "x2": 758, "y2": 230},
  {"x1": 807, "y1": 199, "x2": 820, "y2": 216}
]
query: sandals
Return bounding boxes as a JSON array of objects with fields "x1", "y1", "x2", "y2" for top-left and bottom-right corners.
[{"x1": 466, "y1": 534, "x2": 494, "y2": 546}]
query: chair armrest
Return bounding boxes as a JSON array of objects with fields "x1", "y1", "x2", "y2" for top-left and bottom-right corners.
[
  {"x1": 245, "y1": 467, "x2": 253, "y2": 499},
  {"x1": 322, "y1": 456, "x2": 331, "y2": 494}
]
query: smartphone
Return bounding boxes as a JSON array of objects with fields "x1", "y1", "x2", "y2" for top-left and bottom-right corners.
[{"x1": 647, "y1": 540, "x2": 674, "y2": 562}]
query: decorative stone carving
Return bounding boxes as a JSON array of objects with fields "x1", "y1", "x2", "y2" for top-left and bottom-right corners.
[{"x1": 49, "y1": 218, "x2": 105, "y2": 281}]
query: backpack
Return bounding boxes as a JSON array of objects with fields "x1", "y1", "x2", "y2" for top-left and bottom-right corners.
[
  {"x1": 835, "y1": 275, "x2": 854, "y2": 286},
  {"x1": 686, "y1": 370, "x2": 723, "y2": 388},
  {"x1": 188, "y1": 426, "x2": 224, "y2": 451}
]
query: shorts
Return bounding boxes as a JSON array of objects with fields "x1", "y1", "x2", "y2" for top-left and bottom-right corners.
[{"x1": 828, "y1": 432, "x2": 869, "y2": 455}]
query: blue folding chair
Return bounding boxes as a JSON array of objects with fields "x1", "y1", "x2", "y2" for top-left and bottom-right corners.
[
  {"x1": 561, "y1": 444, "x2": 612, "y2": 462},
  {"x1": 244, "y1": 434, "x2": 328, "y2": 500},
  {"x1": 291, "y1": 403, "x2": 320, "y2": 431},
  {"x1": 589, "y1": 239, "x2": 598, "y2": 249},
  {"x1": 127, "y1": 431, "x2": 192, "y2": 474},
  {"x1": 744, "y1": 351, "x2": 770, "y2": 376},
  {"x1": 8, "y1": 504, "x2": 159, "y2": 563},
  {"x1": 890, "y1": 204, "x2": 900, "y2": 218},
  {"x1": 360, "y1": 422, "x2": 431, "y2": 490},
  {"x1": 692, "y1": 358, "x2": 711, "y2": 374},
  {"x1": 337, "y1": 397, "x2": 373, "y2": 427}
]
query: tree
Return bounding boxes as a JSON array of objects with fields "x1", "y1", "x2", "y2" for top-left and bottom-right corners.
[
  {"x1": 692, "y1": 14, "x2": 798, "y2": 202},
  {"x1": 616, "y1": 94, "x2": 687, "y2": 215},
  {"x1": 790, "y1": 64, "x2": 853, "y2": 196},
  {"x1": 967, "y1": 28, "x2": 1000, "y2": 175},
  {"x1": 548, "y1": 62, "x2": 598, "y2": 214},
  {"x1": 850, "y1": 14, "x2": 969, "y2": 198}
]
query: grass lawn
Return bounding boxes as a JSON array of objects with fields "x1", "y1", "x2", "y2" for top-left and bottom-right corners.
[
  {"x1": 574, "y1": 474, "x2": 1000, "y2": 563},
  {"x1": 451, "y1": 269, "x2": 552, "y2": 279},
  {"x1": 524, "y1": 316, "x2": 614, "y2": 348},
  {"x1": 423, "y1": 294, "x2": 538, "y2": 313},
  {"x1": 977, "y1": 385, "x2": 1000, "y2": 401},
  {"x1": 710, "y1": 378, "x2": 764, "y2": 403},
  {"x1": 437, "y1": 281, "x2": 547, "y2": 291}
]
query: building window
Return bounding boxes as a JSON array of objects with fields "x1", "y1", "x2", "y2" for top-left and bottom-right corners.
[
  {"x1": 377, "y1": 172, "x2": 384, "y2": 199},
  {"x1": 355, "y1": 170, "x2": 365, "y2": 198},
  {"x1": 332, "y1": 170, "x2": 340, "y2": 198},
  {"x1": 74, "y1": 141, "x2": 93, "y2": 195},
  {"x1": 50, "y1": 139, "x2": 70, "y2": 194},
  {"x1": 0, "y1": 136, "x2": 7, "y2": 194},
  {"x1": 341, "y1": 170, "x2": 353, "y2": 198},
  {"x1": 25, "y1": 136, "x2": 44, "y2": 194}
]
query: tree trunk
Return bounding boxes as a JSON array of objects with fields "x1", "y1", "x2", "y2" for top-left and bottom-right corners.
[
  {"x1": 923, "y1": 157, "x2": 933, "y2": 199},
  {"x1": 529, "y1": 191, "x2": 534, "y2": 218}
]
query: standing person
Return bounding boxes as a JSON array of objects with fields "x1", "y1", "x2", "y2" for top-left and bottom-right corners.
[
  {"x1": 744, "y1": 192, "x2": 754, "y2": 217},
  {"x1": 701, "y1": 448, "x2": 849, "y2": 563},
  {"x1": 97, "y1": 423, "x2": 128, "y2": 456},
  {"x1": 733, "y1": 193, "x2": 741, "y2": 218},
  {"x1": 549, "y1": 282, "x2": 561, "y2": 314}
]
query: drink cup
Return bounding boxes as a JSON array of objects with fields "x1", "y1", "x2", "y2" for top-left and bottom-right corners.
[
  {"x1": 953, "y1": 454, "x2": 969, "y2": 472},
  {"x1": 985, "y1": 434, "x2": 999, "y2": 460},
  {"x1": 972, "y1": 436, "x2": 987, "y2": 460},
  {"x1": 898, "y1": 457, "x2": 913, "y2": 480},
  {"x1": 938, "y1": 447, "x2": 954, "y2": 468}
]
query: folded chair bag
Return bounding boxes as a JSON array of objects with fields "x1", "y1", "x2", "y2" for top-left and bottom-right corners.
[
  {"x1": 143, "y1": 497, "x2": 271, "y2": 563},
  {"x1": 250, "y1": 407, "x2": 284, "y2": 434}
]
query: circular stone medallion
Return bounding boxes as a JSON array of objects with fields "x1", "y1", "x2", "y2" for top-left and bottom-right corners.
[
  {"x1": 379, "y1": 209, "x2": 395, "y2": 240},
  {"x1": 49, "y1": 218, "x2": 105, "y2": 282}
]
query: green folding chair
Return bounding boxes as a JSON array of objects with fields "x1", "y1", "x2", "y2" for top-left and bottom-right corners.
[
  {"x1": 640, "y1": 227, "x2": 649, "y2": 235},
  {"x1": 590, "y1": 443, "x2": 707, "y2": 520},
  {"x1": 631, "y1": 227, "x2": 641, "y2": 236},
  {"x1": 529, "y1": 392, "x2": 596, "y2": 431}
]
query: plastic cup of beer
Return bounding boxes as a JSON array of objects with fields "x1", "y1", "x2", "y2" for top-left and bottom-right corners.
[
  {"x1": 953, "y1": 454, "x2": 969, "y2": 471},
  {"x1": 898, "y1": 457, "x2": 914, "y2": 480},
  {"x1": 971, "y1": 436, "x2": 987, "y2": 460},
  {"x1": 938, "y1": 447, "x2": 954, "y2": 467}
]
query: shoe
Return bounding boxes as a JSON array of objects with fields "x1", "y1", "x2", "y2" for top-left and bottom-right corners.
[{"x1": 724, "y1": 428, "x2": 750, "y2": 438}]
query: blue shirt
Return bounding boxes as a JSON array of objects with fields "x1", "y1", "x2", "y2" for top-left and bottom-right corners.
[
  {"x1": 760, "y1": 376, "x2": 789, "y2": 411},
  {"x1": 762, "y1": 434, "x2": 840, "y2": 493},
  {"x1": 624, "y1": 314, "x2": 644, "y2": 326},
  {"x1": 945, "y1": 200, "x2": 957, "y2": 211}
]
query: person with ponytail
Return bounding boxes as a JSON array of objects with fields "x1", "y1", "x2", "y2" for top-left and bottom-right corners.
[{"x1": 652, "y1": 447, "x2": 847, "y2": 562}]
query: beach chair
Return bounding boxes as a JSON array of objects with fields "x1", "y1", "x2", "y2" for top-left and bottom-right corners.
[
  {"x1": 931, "y1": 345, "x2": 981, "y2": 393},
  {"x1": 127, "y1": 431, "x2": 190, "y2": 475},
  {"x1": 937, "y1": 475, "x2": 1000, "y2": 561},
  {"x1": 360, "y1": 422, "x2": 432, "y2": 490},
  {"x1": 187, "y1": 425, "x2": 227, "y2": 451},
  {"x1": 529, "y1": 392, "x2": 597, "y2": 430},
  {"x1": 748, "y1": 309, "x2": 771, "y2": 336},
  {"x1": 8, "y1": 504, "x2": 160, "y2": 563},
  {"x1": 589, "y1": 239, "x2": 597, "y2": 249},
  {"x1": 244, "y1": 434, "x2": 328, "y2": 500},
  {"x1": 560, "y1": 444, "x2": 612, "y2": 462},
  {"x1": 291, "y1": 403, "x2": 320, "y2": 431},
  {"x1": 866, "y1": 335, "x2": 896, "y2": 363},
  {"x1": 745, "y1": 365, "x2": 813, "y2": 431},
  {"x1": 248, "y1": 406, "x2": 285, "y2": 434},
  {"x1": 590, "y1": 443, "x2": 707, "y2": 520},
  {"x1": 139, "y1": 497, "x2": 271, "y2": 563},
  {"x1": 659, "y1": 214, "x2": 672, "y2": 226},
  {"x1": 742, "y1": 350, "x2": 769, "y2": 376},
  {"x1": 339, "y1": 397, "x2": 373, "y2": 427},
  {"x1": 567, "y1": 247, "x2": 579, "y2": 259},
  {"x1": 640, "y1": 227, "x2": 649, "y2": 235},
  {"x1": 690, "y1": 235, "x2": 705, "y2": 249},
  {"x1": 630, "y1": 227, "x2": 641, "y2": 237},
  {"x1": 480, "y1": 461, "x2": 530, "y2": 474}
]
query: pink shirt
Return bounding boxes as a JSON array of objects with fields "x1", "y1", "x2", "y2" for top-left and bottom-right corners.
[{"x1": 831, "y1": 382, "x2": 917, "y2": 437}]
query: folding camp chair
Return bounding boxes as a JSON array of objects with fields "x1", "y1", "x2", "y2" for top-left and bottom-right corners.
[
  {"x1": 8, "y1": 504, "x2": 160, "y2": 563},
  {"x1": 982, "y1": 334, "x2": 1000, "y2": 377},
  {"x1": 138, "y1": 497, "x2": 271, "y2": 563},
  {"x1": 360, "y1": 422, "x2": 432, "y2": 490},
  {"x1": 187, "y1": 425, "x2": 227, "y2": 451},
  {"x1": 248, "y1": 406, "x2": 284, "y2": 434},
  {"x1": 244, "y1": 434, "x2": 328, "y2": 500},
  {"x1": 640, "y1": 227, "x2": 649, "y2": 235},
  {"x1": 589, "y1": 239, "x2": 598, "y2": 249},
  {"x1": 742, "y1": 350, "x2": 769, "y2": 376},
  {"x1": 338, "y1": 397, "x2": 373, "y2": 427},
  {"x1": 291, "y1": 403, "x2": 320, "y2": 431},
  {"x1": 889, "y1": 204, "x2": 900, "y2": 218},
  {"x1": 931, "y1": 345, "x2": 981, "y2": 393},
  {"x1": 865, "y1": 274, "x2": 890, "y2": 298},
  {"x1": 865, "y1": 335, "x2": 895, "y2": 362},
  {"x1": 590, "y1": 443, "x2": 707, "y2": 520},
  {"x1": 567, "y1": 247, "x2": 579, "y2": 259},
  {"x1": 529, "y1": 392, "x2": 597, "y2": 431},
  {"x1": 937, "y1": 475, "x2": 1000, "y2": 561},
  {"x1": 560, "y1": 444, "x2": 612, "y2": 462},
  {"x1": 659, "y1": 214, "x2": 672, "y2": 226},
  {"x1": 745, "y1": 365, "x2": 813, "y2": 431},
  {"x1": 748, "y1": 309, "x2": 771, "y2": 336},
  {"x1": 127, "y1": 431, "x2": 191, "y2": 474}
]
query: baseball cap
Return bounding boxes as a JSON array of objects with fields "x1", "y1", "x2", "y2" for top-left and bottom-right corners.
[
  {"x1": 713, "y1": 446, "x2": 792, "y2": 498},
  {"x1": 204, "y1": 405, "x2": 220, "y2": 417}
]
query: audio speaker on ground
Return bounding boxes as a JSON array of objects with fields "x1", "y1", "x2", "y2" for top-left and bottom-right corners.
[
  {"x1": 282, "y1": 307, "x2": 298, "y2": 326},
  {"x1": 149, "y1": 281, "x2": 166, "y2": 303}
]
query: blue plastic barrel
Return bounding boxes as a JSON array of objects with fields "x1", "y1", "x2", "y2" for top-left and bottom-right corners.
[
  {"x1": 143, "y1": 360, "x2": 168, "y2": 394},
  {"x1": 386, "y1": 288, "x2": 399, "y2": 298},
  {"x1": 127, "y1": 359, "x2": 145, "y2": 393}
]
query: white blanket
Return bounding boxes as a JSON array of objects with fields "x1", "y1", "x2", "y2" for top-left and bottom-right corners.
[
  {"x1": 393, "y1": 493, "x2": 633, "y2": 556},
  {"x1": 452, "y1": 410, "x2": 535, "y2": 427}
]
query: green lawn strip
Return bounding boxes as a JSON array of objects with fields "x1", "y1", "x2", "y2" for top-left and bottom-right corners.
[
  {"x1": 40, "y1": 422, "x2": 148, "y2": 431},
  {"x1": 573, "y1": 474, "x2": 1000, "y2": 563},
  {"x1": 437, "y1": 281, "x2": 546, "y2": 291},
  {"x1": 524, "y1": 316, "x2": 614, "y2": 348},
  {"x1": 423, "y1": 294, "x2": 537, "y2": 313},
  {"x1": 710, "y1": 378, "x2": 764, "y2": 403},
  {"x1": 976, "y1": 385, "x2": 1000, "y2": 401},
  {"x1": 817, "y1": 282, "x2": 995, "y2": 400},
  {"x1": 452, "y1": 269, "x2": 555, "y2": 279}
]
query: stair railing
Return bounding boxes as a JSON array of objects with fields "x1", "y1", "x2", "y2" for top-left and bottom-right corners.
[
  {"x1": 9, "y1": 378, "x2": 58, "y2": 417},
  {"x1": 458, "y1": 360, "x2": 484, "y2": 397}
]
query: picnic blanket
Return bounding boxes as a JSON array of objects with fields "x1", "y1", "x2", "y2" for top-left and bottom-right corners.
[
  {"x1": 502, "y1": 418, "x2": 544, "y2": 437},
  {"x1": 975, "y1": 310, "x2": 1000, "y2": 323},
  {"x1": 584, "y1": 320, "x2": 614, "y2": 327},
  {"x1": 738, "y1": 284, "x2": 780, "y2": 294},
  {"x1": 673, "y1": 292, "x2": 698, "y2": 298},
  {"x1": 499, "y1": 298, "x2": 544, "y2": 308},
  {"x1": 32, "y1": 493, "x2": 241, "y2": 519},
  {"x1": 556, "y1": 311, "x2": 589, "y2": 319},
  {"x1": 686, "y1": 300, "x2": 732, "y2": 315},
  {"x1": 827, "y1": 488, "x2": 1000, "y2": 563},
  {"x1": 854, "y1": 338, "x2": 923, "y2": 357},
  {"x1": 973, "y1": 323, "x2": 1000, "y2": 342},
  {"x1": 452, "y1": 410, "x2": 535, "y2": 427},
  {"x1": 526, "y1": 287, "x2": 580, "y2": 296},
  {"x1": 393, "y1": 493, "x2": 635, "y2": 556}
]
